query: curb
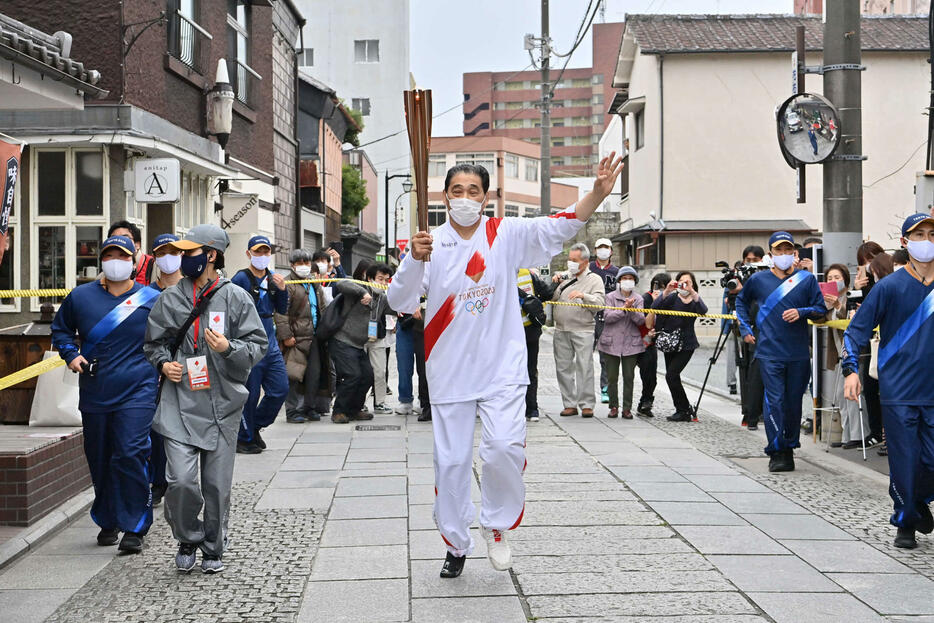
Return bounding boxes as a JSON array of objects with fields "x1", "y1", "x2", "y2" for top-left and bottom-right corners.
[{"x1": 0, "y1": 488, "x2": 94, "y2": 571}]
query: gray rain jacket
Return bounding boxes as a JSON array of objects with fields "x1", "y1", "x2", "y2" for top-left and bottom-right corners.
[{"x1": 144, "y1": 276, "x2": 268, "y2": 451}]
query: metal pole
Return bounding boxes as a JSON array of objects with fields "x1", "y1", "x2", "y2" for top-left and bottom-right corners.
[
  {"x1": 796, "y1": 25, "x2": 806, "y2": 204},
  {"x1": 822, "y1": 0, "x2": 863, "y2": 270},
  {"x1": 540, "y1": 0, "x2": 551, "y2": 216},
  {"x1": 927, "y1": 0, "x2": 934, "y2": 170},
  {"x1": 384, "y1": 173, "x2": 390, "y2": 262}
]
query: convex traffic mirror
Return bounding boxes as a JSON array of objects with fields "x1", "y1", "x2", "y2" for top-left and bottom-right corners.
[{"x1": 776, "y1": 93, "x2": 841, "y2": 165}]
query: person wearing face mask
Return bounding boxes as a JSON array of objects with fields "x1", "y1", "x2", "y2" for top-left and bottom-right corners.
[
  {"x1": 735, "y1": 232, "x2": 827, "y2": 472},
  {"x1": 51, "y1": 235, "x2": 161, "y2": 554},
  {"x1": 551, "y1": 243, "x2": 607, "y2": 418},
  {"x1": 635, "y1": 272, "x2": 671, "y2": 418},
  {"x1": 817, "y1": 264, "x2": 867, "y2": 451},
  {"x1": 597, "y1": 267, "x2": 645, "y2": 419},
  {"x1": 276, "y1": 248, "x2": 331, "y2": 423},
  {"x1": 843, "y1": 213, "x2": 934, "y2": 550},
  {"x1": 590, "y1": 238, "x2": 620, "y2": 404},
  {"x1": 108, "y1": 220, "x2": 155, "y2": 286},
  {"x1": 387, "y1": 155, "x2": 624, "y2": 579},
  {"x1": 231, "y1": 235, "x2": 290, "y2": 452},
  {"x1": 144, "y1": 224, "x2": 267, "y2": 573},
  {"x1": 851, "y1": 240, "x2": 887, "y2": 449},
  {"x1": 146, "y1": 233, "x2": 183, "y2": 506}
]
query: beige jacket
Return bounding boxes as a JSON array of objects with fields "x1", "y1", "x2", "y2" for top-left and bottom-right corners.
[{"x1": 551, "y1": 269, "x2": 606, "y2": 332}]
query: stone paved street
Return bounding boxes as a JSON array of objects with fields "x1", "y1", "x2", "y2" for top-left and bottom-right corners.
[{"x1": 0, "y1": 331, "x2": 932, "y2": 622}]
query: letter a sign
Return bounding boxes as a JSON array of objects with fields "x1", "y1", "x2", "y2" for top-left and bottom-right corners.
[{"x1": 135, "y1": 158, "x2": 180, "y2": 202}]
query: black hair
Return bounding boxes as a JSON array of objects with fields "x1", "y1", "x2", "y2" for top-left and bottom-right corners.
[
  {"x1": 675, "y1": 270, "x2": 699, "y2": 292},
  {"x1": 366, "y1": 262, "x2": 393, "y2": 280},
  {"x1": 211, "y1": 250, "x2": 225, "y2": 270},
  {"x1": 311, "y1": 249, "x2": 331, "y2": 264},
  {"x1": 650, "y1": 272, "x2": 672, "y2": 291},
  {"x1": 802, "y1": 236, "x2": 823, "y2": 247},
  {"x1": 444, "y1": 164, "x2": 490, "y2": 194},
  {"x1": 742, "y1": 245, "x2": 765, "y2": 260},
  {"x1": 289, "y1": 248, "x2": 312, "y2": 263},
  {"x1": 108, "y1": 220, "x2": 141, "y2": 243},
  {"x1": 352, "y1": 259, "x2": 373, "y2": 281},
  {"x1": 825, "y1": 263, "x2": 850, "y2": 288},
  {"x1": 892, "y1": 248, "x2": 909, "y2": 265}
]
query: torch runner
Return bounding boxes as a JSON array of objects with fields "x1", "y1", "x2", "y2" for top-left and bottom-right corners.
[{"x1": 404, "y1": 89, "x2": 432, "y2": 256}]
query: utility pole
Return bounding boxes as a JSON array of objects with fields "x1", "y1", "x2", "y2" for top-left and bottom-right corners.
[
  {"x1": 540, "y1": 0, "x2": 551, "y2": 216},
  {"x1": 822, "y1": 0, "x2": 863, "y2": 270}
]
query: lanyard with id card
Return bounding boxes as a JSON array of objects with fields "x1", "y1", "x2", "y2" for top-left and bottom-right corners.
[{"x1": 186, "y1": 355, "x2": 211, "y2": 391}]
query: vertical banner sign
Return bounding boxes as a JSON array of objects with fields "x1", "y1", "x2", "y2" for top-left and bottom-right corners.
[
  {"x1": 403, "y1": 89, "x2": 433, "y2": 239},
  {"x1": 0, "y1": 140, "x2": 22, "y2": 268}
]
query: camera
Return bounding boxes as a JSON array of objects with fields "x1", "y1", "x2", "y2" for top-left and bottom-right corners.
[{"x1": 716, "y1": 260, "x2": 769, "y2": 291}]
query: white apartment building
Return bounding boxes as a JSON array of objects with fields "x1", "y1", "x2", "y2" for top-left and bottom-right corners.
[{"x1": 295, "y1": 0, "x2": 411, "y2": 248}]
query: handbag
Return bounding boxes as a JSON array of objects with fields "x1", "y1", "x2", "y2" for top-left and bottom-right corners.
[
  {"x1": 869, "y1": 332, "x2": 880, "y2": 380},
  {"x1": 654, "y1": 328, "x2": 684, "y2": 353},
  {"x1": 29, "y1": 351, "x2": 81, "y2": 427}
]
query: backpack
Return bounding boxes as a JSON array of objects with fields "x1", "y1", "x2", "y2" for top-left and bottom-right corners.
[
  {"x1": 315, "y1": 293, "x2": 351, "y2": 342},
  {"x1": 234, "y1": 268, "x2": 269, "y2": 305}
]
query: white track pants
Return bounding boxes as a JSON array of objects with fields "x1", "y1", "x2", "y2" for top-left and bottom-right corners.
[{"x1": 432, "y1": 384, "x2": 527, "y2": 557}]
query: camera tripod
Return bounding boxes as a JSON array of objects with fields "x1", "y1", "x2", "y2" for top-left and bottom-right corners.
[{"x1": 692, "y1": 298, "x2": 748, "y2": 417}]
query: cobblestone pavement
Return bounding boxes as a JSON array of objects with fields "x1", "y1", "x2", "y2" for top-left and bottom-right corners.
[{"x1": 0, "y1": 331, "x2": 932, "y2": 623}]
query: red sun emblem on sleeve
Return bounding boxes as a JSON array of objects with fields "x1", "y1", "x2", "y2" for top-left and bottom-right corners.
[{"x1": 465, "y1": 251, "x2": 486, "y2": 283}]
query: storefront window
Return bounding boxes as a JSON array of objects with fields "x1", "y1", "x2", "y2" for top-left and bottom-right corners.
[
  {"x1": 75, "y1": 151, "x2": 104, "y2": 215},
  {"x1": 37, "y1": 225, "x2": 66, "y2": 305},
  {"x1": 76, "y1": 226, "x2": 103, "y2": 284},
  {"x1": 37, "y1": 152, "x2": 65, "y2": 216}
]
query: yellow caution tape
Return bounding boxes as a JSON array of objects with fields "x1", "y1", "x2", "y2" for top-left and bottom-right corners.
[
  {"x1": 810, "y1": 318, "x2": 851, "y2": 330},
  {"x1": 0, "y1": 357, "x2": 66, "y2": 391},
  {"x1": 546, "y1": 300, "x2": 735, "y2": 320},
  {"x1": 0, "y1": 288, "x2": 71, "y2": 299}
]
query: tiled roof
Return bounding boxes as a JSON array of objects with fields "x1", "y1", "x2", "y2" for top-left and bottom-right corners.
[
  {"x1": 624, "y1": 14, "x2": 929, "y2": 54},
  {"x1": 0, "y1": 12, "x2": 106, "y2": 96}
]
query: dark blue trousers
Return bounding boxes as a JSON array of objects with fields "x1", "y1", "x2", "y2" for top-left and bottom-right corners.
[
  {"x1": 150, "y1": 430, "x2": 167, "y2": 488},
  {"x1": 81, "y1": 408, "x2": 154, "y2": 534},
  {"x1": 759, "y1": 358, "x2": 810, "y2": 455},
  {"x1": 239, "y1": 349, "x2": 289, "y2": 443},
  {"x1": 882, "y1": 405, "x2": 934, "y2": 529}
]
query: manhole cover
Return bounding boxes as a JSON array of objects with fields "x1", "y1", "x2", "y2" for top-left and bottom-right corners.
[
  {"x1": 355, "y1": 425, "x2": 401, "y2": 431},
  {"x1": 726, "y1": 455, "x2": 836, "y2": 476}
]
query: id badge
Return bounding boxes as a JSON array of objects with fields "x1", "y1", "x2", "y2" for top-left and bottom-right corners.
[
  {"x1": 186, "y1": 356, "x2": 211, "y2": 391},
  {"x1": 209, "y1": 311, "x2": 225, "y2": 334},
  {"x1": 368, "y1": 320, "x2": 378, "y2": 341}
]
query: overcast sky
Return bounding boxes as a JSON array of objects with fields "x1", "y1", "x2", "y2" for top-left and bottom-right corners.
[{"x1": 411, "y1": 0, "x2": 790, "y2": 137}]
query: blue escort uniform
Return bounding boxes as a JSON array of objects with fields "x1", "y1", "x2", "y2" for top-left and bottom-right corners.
[
  {"x1": 735, "y1": 233, "x2": 826, "y2": 457},
  {"x1": 232, "y1": 235, "x2": 289, "y2": 446},
  {"x1": 843, "y1": 214, "x2": 934, "y2": 535},
  {"x1": 51, "y1": 236, "x2": 159, "y2": 537}
]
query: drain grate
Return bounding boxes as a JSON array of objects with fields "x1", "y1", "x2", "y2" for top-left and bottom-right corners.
[{"x1": 355, "y1": 425, "x2": 401, "y2": 431}]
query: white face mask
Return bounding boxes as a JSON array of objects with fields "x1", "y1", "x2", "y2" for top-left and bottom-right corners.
[
  {"x1": 596, "y1": 248, "x2": 611, "y2": 261},
  {"x1": 566, "y1": 261, "x2": 580, "y2": 275},
  {"x1": 101, "y1": 258, "x2": 134, "y2": 282},
  {"x1": 618, "y1": 279, "x2": 635, "y2": 292},
  {"x1": 316, "y1": 262, "x2": 330, "y2": 275},
  {"x1": 447, "y1": 196, "x2": 484, "y2": 227},
  {"x1": 906, "y1": 239, "x2": 934, "y2": 263},
  {"x1": 294, "y1": 264, "x2": 312, "y2": 277},
  {"x1": 155, "y1": 253, "x2": 182, "y2": 275},
  {"x1": 772, "y1": 253, "x2": 795, "y2": 271},
  {"x1": 251, "y1": 254, "x2": 271, "y2": 271}
]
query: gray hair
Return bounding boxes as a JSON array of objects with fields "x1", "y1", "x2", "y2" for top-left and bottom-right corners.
[
  {"x1": 289, "y1": 248, "x2": 312, "y2": 264},
  {"x1": 569, "y1": 242, "x2": 590, "y2": 260}
]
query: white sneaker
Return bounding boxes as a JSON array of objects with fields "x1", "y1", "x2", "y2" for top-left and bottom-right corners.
[
  {"x1": 374, "y1": 403, "x2": 393, "y2": 415},
  {"x1": 481, "y1": 527, "x2": 512, "y2": 571},
  {"x1": 395, "y1": 403, "x2": 413, "y2": 415}
]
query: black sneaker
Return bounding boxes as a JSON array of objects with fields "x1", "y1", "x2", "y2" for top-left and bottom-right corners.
[
  {"x1": 118, "y1": 531, "x2": 144, "y2": 554},
  {"x1": 418, "y1": 407, "x2": 432, "y2": 422},
  {"x1": 747, "y1": 421, "x2": 759, "y2": 431},
  {"x1": 236, "y1": 440, "x2": 262, "y2": 454},
  {"x1": 526, "y1": 410, "x2": 540, "y2": 422},
  {"x1": 253, "y1": 429, "x2": 267, "y2": 449},
  {"x1": 894, "y1": 526, "x2": 917, "y2": 549},
  {"x1": 305, "y1": 410, "x2": 322, "y2": 422},
  {"x1": 636, "y1": 403, "x2": 654, "y2": 418},
  {"x1": 801, "y1": 419, "x2": 814, "y2": 435},
  {"x1": 666, "y1": 411, "x2": 692, "y2": 422},
  {"x1": 769, "y1": 450, "x2": 795, "y2": 473},
  {"x1": 863, "y1": 435, "x2": 883, "y2": 449},
  {"x1": 97, "y1": 528, "x2": 119, "y2": 546},
  {"x1": 841, "y1": 440, "x2": 861, "y2": 450},
  {"x1": 285, "y1": 413, "x2": 307, "y2": 424},
  {"x1": 440, "y1": 552, "x2": 466, "y2": 578},
  {"x1": 151, "y1": 483, "x2": 167, "y2": 506},
  {"x1": 917, "y1": 503, "x2": 934, "y2": 535},
  {"x1": 877, "y1": 443, "x2": 888, "y2": 457},
  {"x1": 729, "y1": 385, "x2": 737, "y2": 395}
]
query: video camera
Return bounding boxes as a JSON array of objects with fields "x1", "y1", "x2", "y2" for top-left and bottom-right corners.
[{"x1": 716, "y1": 260, "x2": 769, "y2": 291}]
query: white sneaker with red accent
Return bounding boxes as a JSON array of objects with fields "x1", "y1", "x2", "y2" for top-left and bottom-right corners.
[{"x1": 481, "y1": 527, "x2": 512, "y2": 571}]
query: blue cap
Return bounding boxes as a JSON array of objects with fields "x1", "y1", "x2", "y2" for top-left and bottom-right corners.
[
  {"x1": 100, "y1": 235, "x2": 136, "y2": 257},
  {"x1": 769, "y1": 231, "x2": 795, "y2": 249},
  {"x1": 248, "y1": 234, "x2": 272, "y2": 251},
  {"x1": 901, "y1": 213, "x2": 934, "y2": 237},
  {"x1": 152, "y1": 233, "x2": 180, "y2": 252},
  {"x1": 617, "y1": 266, "x2": 639, "y2": 283}
]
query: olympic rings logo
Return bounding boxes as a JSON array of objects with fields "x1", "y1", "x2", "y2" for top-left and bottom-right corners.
[{"x1": 464, "y1": 298, "x2": 490, "y2": 315}]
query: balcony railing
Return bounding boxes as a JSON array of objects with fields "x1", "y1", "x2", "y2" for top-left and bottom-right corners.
[
  {"x1": 229, "y1": 59, "x2": 262, "y2": 108},
  {"x1": 167, "y1": 10, "x2": 212, "y2": 75}
]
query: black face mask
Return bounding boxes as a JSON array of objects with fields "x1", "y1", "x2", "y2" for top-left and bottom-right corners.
[{"x1": 181, "y1": 253, "x2": 208, "y2": 278}]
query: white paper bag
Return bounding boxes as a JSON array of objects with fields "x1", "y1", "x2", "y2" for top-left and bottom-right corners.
[{"x1": 29, "y1": 351, "x2": 81, "y2": 427}]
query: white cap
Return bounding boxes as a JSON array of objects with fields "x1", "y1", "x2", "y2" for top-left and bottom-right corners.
[{"x1": 595, "y1": 238, "x2": 612, "y2": 248}]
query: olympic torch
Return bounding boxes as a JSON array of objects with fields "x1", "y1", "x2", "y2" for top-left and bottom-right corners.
[{"x1": 404, "y1": 89, "x2": 432, "y2": 256}]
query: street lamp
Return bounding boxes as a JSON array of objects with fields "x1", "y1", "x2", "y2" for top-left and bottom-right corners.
[
  {"x1": 206, "y1": 59, "x2": 234, "y2": 150},
  {"x1": 384, "y1": 172, "x2": 412, "y2": 262}
]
